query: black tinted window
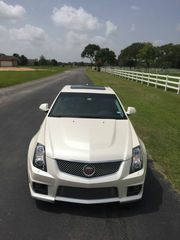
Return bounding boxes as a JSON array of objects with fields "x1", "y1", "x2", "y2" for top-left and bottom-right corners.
[{"x1": 49, "y1": 93, "x2": 127, "y2": 120}]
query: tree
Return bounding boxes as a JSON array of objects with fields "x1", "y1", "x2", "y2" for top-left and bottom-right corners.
[
  {"x1": 173, "y1": 44, "x2": 180, "y2": 68},
  {"x1": 95, "y1": 48, "x2": 117, "y2": 66},
  {"x1": 81, "y1": 44, "x2": 100, "y2": 64},
  {"x1": 50, "y1": 59, "x2": 58, "y2": 66},
  {"x1": 13, "y1": 53, "x2": 21, "y2": 65},
  {"x1": 34, "y1": 59, "x2": 39, "y2": 66},
  {"x1": 39, "y1": 55, "x2": 48, "y2": 66},
  {"x1": 118, "y1": 42, "x2": 146, "y2": 68},
  {"x1": 13, "y1": 53, "x2": 28, "y2": 65},
  {"x1": 20, "y1": 55, "x2": 28, "y2": 66},
  {"x1": 117, "y1": 42, "x2": 180, "y2": 69},
  {"x1": 137, "y1": 43, "x2": 158, "y2": 68},
  {"x1": 156, "y1": 44, "x2": 180, "y2": 68}
]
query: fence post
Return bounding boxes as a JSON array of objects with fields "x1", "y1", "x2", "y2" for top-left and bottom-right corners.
[
  {"x1": 155, "y1": 74, "x2": 158, "y2": 88},
  {"x1": 130, "y1": 72, "x2": 132, "y2": 81},
  {"x1": 141, "y1": 73, "x2": 143, "y2": 84},
  {"x1": 165, "y1": 75, "x2": 168, "y2": 91},
  {"x1": 147, "y1": 73, "x2": 150, "y2": 86},
  {"x1": 178, "y1": 79, "x2": 180, "y2": 94}
]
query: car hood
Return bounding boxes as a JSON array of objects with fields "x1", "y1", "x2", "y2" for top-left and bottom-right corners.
[{"x1": 43, "y1": 117, "x2": 137, "y2": 161}]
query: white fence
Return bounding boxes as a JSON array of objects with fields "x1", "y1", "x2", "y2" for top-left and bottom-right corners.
[
  {"x1": 101, "y1": 67, "x2": 180, "y2": 94},
  {"x1": 114, "y1": 67, "x2": 180, "y2": 74}
]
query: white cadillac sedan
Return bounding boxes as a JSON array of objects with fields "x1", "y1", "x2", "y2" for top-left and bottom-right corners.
[{"x1": 27, "y1": 85, "x2": 147, "y2": 204}]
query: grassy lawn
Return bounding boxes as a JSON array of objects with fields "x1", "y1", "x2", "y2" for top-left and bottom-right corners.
[
  {"x1": 0, "y1": 66, "x2": 71, "y2": 88},
  {"x1": 87, "y1": 70, "x2": 180, "y2": 191}
]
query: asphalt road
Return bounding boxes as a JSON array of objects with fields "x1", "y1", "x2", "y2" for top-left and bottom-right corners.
[{"x1": 0, "y1": 68, "x2": 179, "y2": 240}]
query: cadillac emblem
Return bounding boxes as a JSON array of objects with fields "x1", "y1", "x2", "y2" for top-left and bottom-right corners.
[{"x1": 83, "y1": 165, "x2": 95, "y2": 177}]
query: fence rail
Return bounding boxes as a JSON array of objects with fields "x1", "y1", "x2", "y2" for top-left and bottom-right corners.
[
  {"x1": 101, "y1": 67, "x2": 180, "y2": 94},
  {"x1": 114, "y1": 67, "x2": 180, "y2": 74}
]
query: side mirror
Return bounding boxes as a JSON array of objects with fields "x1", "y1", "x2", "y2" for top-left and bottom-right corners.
[
  {"x1": 39, "y1": 103, "x2": 49, "y2": 112},
  {"x1": 127, "y1": 107, "x2": 136, "y2": 116}
]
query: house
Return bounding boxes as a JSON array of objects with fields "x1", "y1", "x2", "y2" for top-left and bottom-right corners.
[
  {"x1": 0, "y1": 54, "x2": 18, "y2": 67},
  {"x1": 27, "y1": 59, "x2": 36, "y2": 66}
]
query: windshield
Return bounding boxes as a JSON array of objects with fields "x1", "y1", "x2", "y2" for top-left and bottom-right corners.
[{"x1": 49, "y1": 92, "x2": 127, "y2": 119}]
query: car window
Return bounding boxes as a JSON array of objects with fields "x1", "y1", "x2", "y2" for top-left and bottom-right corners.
[{"x1": 49, "y1": 92, "x2": 127, "y2": 120}]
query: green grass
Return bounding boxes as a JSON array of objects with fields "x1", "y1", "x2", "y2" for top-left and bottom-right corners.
[
  {"x1": 87, "y1": 70, "x2": 180, "y2": 191},
  {"x1": 0, "y1": 66, "x2": 70, "y2": 88}
]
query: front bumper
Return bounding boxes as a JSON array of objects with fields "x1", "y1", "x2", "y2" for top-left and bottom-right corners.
[{"x1": 28, "y1": 156, "x2": 146, "y2": 204}]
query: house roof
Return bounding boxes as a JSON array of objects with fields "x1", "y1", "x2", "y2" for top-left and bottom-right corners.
[{"x1": 0, "y1": 54, "x2": 18, "y2": 61}]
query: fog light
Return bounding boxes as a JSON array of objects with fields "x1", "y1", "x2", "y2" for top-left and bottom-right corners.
[
  {"x1": 127, "y1": 185, "x2": 142, "y2": 196},
  {"x1": 33, "y1": 182, "x2": 48, "y2": 195}
]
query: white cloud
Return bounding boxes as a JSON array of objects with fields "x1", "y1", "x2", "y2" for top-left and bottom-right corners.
[
  {"x1": 131, "y1": 5, "x2": 140, "y2": 11},
  {"x1": 153, "y1": 40, "x2": 163, "y2": 46},
  {"x1": 131, "y1": 23, "x2": 136, "y2": 32},
  {"x1": 51, "y1": 5, "x2": 100, "y2": 31},
  {"x1": 0, "y1": 1, "x2": 26, "y2": 21},
  {"x1": 66, "y1": 31, "x2": 88, "y2": 48},
  {"x1": 9, "y1": 24, "x2": 47, "y2": 46},
  {"x1": 66, "y1": 30, "x2": 113, "y2": 51},
  {"x1": 105, "y1": 20, "x2": 117, "y2": 36},
  {"x1": 0, "y1": 25, "x2": 6, "y2": 32},
  {"x1": 0, "y1": 25, "x2": 8, "y2": 44},
  {"x1": 91, "y1": 36, "x2": 107, "y2": 46},
  {"x1": 176, "y1": 23, "x2": 180, "y2": 31}
]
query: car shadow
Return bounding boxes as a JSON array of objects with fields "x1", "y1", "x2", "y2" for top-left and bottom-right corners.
[{"x1": 36, "y1": 158, "x2": 163, "y2": 218}]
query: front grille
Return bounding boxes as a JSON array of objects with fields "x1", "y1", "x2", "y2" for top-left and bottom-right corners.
[
  {"x1": 56, "y1": 186, "x2": 118, "y2": 200},
  {"x1": 56, "y1": 159, "x2": 122, "y2": 178}
]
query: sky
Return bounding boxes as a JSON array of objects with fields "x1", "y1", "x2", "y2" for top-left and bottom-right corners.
[{"x1": 0, "y1": 0, "x2": 180, "y2": 62}]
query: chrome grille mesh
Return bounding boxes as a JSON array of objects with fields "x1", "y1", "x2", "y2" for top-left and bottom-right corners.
[{"x1": 56, "y1": 159, "x2": 121, "y2": 178}]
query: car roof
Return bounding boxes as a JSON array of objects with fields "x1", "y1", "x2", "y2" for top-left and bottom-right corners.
[{"x1": 61, "y1": 85, "x2": 115, "y2": 94}]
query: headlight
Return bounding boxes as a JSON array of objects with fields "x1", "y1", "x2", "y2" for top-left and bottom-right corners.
[
  {"x1": 130, "y1": 146, "x2": 143, "y2": 173},
  {"x1": 33, "y1": 143, "x2": 47, "y2": 171}
]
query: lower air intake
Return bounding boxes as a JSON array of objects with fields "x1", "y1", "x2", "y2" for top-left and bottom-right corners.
[{"x1": 56, "y1": 186, "x2": 118, "y2": 200}]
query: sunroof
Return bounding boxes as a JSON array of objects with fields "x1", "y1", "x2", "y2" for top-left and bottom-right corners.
[{"x1": 71, "y1": 85, "x2": 105, "y2": 90}]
